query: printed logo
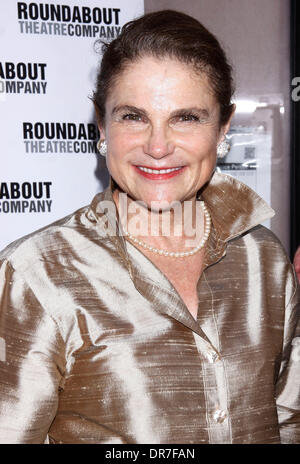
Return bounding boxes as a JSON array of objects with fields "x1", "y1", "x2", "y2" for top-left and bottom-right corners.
[
  {"x1": 0, "y1": 181, "x2": 52, "y2": 213},
  {"x1": 0, "y1": 62, "x2": 47, "y2": 95},
  {"x1": 23, "y1": 122, "x2": 99, "y2": 154},
  {"x1": 17, "y1": 2, "x2": 122, "y2": 38}
]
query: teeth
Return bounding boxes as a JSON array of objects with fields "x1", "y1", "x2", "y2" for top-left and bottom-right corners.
[{"x1": 138, "y1": 166, "x2": 182, "y2": 174}]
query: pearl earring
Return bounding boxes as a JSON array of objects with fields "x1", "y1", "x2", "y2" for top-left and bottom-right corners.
[
  {"x1": 97, "y1": 139, "x2": 107, "y2": 157},
  {"x1": 217, "y1": 137, "x2": 230, "y2": 158}
]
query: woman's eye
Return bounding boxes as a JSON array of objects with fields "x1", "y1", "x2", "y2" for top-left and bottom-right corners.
[
  {"x1": 122, "y1": 113, "x2": 142, "y2": 121},
  {"x1": 178, "y1": 114, "x2": 199, "y2": 122}
]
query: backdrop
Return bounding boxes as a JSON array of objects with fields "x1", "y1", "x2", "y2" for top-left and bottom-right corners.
[
  {"x1": 0, "y1": 0, "x2": 144, "y2": 250},
  {"x1": 1, "y1": 0, "x2": 291, "y2": 255}
]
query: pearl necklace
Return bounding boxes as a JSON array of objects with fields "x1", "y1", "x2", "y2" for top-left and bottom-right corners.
[{"x1": 123, "y1": 201, "x2": 211, "y2": 258}]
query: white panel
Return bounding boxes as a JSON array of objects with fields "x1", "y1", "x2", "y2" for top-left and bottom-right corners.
[{"x1": 0, "y1": 0, "x2": 144, "y2": 250}]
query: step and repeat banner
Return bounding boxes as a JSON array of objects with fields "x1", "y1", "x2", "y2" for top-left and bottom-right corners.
[{"x1": 0, "y1": 0, "x2": 144, "y2": 250}]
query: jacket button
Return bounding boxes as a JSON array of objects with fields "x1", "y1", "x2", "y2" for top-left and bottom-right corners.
[
  {"x1": 207, "y1": 351, "x2": 220, "y2": 363},
  {"x1": 213, "y1": 409, "x2": 227, "y2": 423}
]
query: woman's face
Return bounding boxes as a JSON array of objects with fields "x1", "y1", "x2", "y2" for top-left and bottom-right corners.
[{"x1": 99, "y1": 56, "x2": 232, "y2": 208}]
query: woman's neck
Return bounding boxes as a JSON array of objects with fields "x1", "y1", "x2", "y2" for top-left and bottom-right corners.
[{"x1": 113, "y1": 189, "x2": 206, "y2": 251}]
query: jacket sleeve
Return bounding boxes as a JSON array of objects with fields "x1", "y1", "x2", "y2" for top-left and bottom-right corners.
[
  {"x1": 0, "y1": 258, "x2": 66, "y2": 443},
  {"x1": 275, "y1": 264, "x2": 300, "y2": 444}
]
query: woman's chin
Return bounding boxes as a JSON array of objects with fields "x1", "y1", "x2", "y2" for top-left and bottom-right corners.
[
  {"x1": 140, "y1": 197, "x2": 184, "y2": 213},
  {"x1": 116, "y1": 184, "x2": 188, "y2": 211}
]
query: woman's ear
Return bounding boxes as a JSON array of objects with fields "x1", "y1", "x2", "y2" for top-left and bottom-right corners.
[
  {"x1": 93, "y1": 102, "x2": 106, "y2": 139},
  {"x1": 221, "y1": 103, "x2": 236, "y2": 139},
  {"x1": 98, "y1": 124, "x2": 106, "y2": 140}
]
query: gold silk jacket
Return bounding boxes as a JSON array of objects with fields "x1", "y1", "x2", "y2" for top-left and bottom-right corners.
[{"x1": 0, "y1": 172, "x2": 299, "y2": 444}]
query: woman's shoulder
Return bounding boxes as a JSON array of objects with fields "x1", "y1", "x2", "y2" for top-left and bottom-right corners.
[
  {"x1": 232, "y1": 224, "x2": 297, "y2": 284},
  {"x1": 0, "y1": 203, "x2": 95, "y2": 273},
  {"x1": 242, "y1": 224, "x2": 289, "y2": 255}
]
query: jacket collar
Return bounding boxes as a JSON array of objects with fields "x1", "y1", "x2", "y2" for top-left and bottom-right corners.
[
  {"x1": 89, "y1": 170, "x2": 275, "y2": 267},
  {"x1": 200, "y1": 170, "x2": 275, "y2": 242}
]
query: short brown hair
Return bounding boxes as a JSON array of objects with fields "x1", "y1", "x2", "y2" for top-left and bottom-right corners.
[{"x1": 93, "y1": 10, "x2": 235, "y2": 126}]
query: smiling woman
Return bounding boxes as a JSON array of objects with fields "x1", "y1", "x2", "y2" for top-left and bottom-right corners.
[
  {"x1": 100, "y1": 57, "x2": 226, "y2": 208},
  {"x1": 0, "y1": 10, "x2": 299, "y2": 445}
]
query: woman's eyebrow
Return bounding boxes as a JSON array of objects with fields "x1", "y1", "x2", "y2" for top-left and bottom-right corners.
[
  {"x1": 170, "y1": 107, "x2": 210, "y2": 118},
  {"x1": 111, "y1": 105, "x2": 148, "y2": 117},
  {"x1": 111, "y1": 105, "x2": 210, "y2": 119}
]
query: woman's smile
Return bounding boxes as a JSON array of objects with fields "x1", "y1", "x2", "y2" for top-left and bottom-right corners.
[{"x1": 133, "y1": 165, "x2": 186, "y2": 180}]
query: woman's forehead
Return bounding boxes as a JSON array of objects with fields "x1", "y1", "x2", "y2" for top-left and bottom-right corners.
[
  {"x1": 107, "y1": 56, "x2": 217, "y2": 109},
  {"x1": 115, "y1": 55, "x2": 210, "y2": 85}
]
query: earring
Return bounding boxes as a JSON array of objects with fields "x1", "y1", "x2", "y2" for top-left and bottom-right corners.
[
  {"x1": 97, "y1": 139, "x2": 107, "y2": 157},
  {"x1": 217, "y1": 137, "x2": 230, "y2": 158}
]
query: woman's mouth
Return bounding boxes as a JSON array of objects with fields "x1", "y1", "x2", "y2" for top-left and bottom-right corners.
[{"x1": 134, "y1": 165, "x2": 185, "y2": 180}]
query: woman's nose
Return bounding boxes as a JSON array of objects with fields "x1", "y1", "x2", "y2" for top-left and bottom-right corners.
[{"x1": 143, "y1": 125, "x2": 175, "y2": 159}]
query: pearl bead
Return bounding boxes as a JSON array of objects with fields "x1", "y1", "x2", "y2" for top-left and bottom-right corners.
[{"x1": 124, "y1": 200, "x2": 211, "y2": 258}]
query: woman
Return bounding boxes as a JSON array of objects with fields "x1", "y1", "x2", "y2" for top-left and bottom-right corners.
[{"x1": 0, "y1": 10, "x2": 299, "y2": 444}]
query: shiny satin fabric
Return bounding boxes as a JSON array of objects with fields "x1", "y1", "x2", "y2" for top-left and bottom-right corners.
[{"x1": 0, "y1": 172, "x2": 299, "y2": 444}]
